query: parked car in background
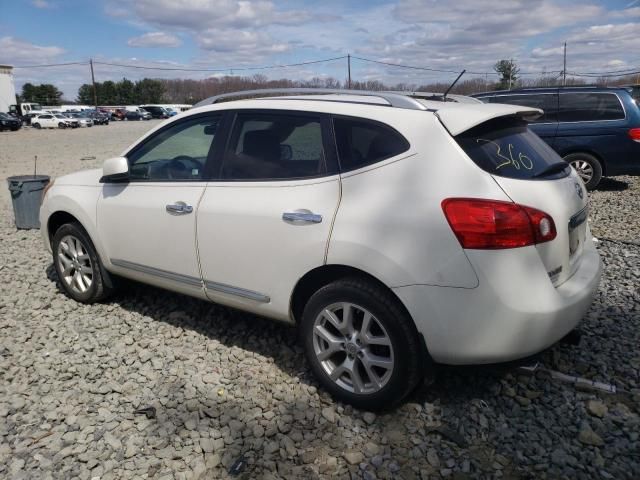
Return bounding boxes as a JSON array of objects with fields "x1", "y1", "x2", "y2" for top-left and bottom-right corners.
[
  {"x1": 32, "y1": 114, "x2": 75, "y2": 129},
  {"x1": 125, "y1": 110, "x2": 151, "y2": 121},
  {"x1": 87, "y1": 110, "x2": 110, "y2": 125},
  {"x1": 40, "y1": 89, "x2": 602, "y2": 409},
  {"x1": 140, "y1": 105, "x2": 169, "y2": 119},
  {"x1": 111, "y1": 109, "x2": 126, "y2": 121},
  {"x1": 66, "y1": 112, "x2": 93, "y2": 127},
  {"x1": 473, "y1": 87, "x2": 640, "y2": 189},
  {"x1": 0, "y1": 112, "x2": 22, "y2": 131}
]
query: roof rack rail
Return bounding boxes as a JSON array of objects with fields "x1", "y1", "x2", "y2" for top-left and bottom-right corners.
[{"x1": 193, "y1": 88, "x2": 429, "y2": 111}]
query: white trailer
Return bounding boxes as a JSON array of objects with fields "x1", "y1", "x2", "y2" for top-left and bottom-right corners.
[{"x1": 0, "y1": 65, "x2": 17, "y2": 113}]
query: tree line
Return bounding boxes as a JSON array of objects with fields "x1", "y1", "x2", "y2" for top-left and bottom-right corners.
[
  {"x1": 18, "y1": 83, "x2": 64, "y2": 105},
  {"x1": 76, "y1": 78, "x2": 166, "y2": 105}
]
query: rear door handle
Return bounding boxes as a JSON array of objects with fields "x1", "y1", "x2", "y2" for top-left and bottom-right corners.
[
  {"x1": 166, "y1": 202, "x2": 193, "y2": 215},
  {"x1": 282, "y1": 211, "x2": 323, "y2": 224}
]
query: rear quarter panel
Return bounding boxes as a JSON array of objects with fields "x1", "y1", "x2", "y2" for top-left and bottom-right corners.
[{"x1": 327, "y1": 112, "x2": 511, "y2": 289}]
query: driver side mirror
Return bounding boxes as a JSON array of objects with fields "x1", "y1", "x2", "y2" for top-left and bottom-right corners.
[{"x1": 100, "y1": 156, "x2": 129, "y2": 183}]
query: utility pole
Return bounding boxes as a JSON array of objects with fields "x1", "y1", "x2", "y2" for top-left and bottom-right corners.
[
  {"x1": 563, "y1": 42, "x2": 567, "y2": 86},
  {"x1": 90, "y1": 58, "x2": 98, "y2": 110},
  {"x1": 347, "y1": 54, "x2": 351, "y2": 89}
]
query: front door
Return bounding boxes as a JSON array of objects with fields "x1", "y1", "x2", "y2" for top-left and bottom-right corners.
[
  {"x1": 97, "y1": 113, "x2": 222, "y2": 297},
  {"x1": 196, "y1": 110, "x2": 341, "y2": 320}
]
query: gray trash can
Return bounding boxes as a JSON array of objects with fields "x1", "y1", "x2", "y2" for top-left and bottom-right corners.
[{"x1": 7, "y1": 175, "x2": 50, "y2": 229}]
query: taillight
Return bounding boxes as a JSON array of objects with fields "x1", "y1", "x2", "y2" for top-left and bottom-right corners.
[
  {"x1": 441, "y1": 198, "x2": 556, "y2": 249},
  {"x1": 629, "y1": 128, "x2": 640, "y2": 143}
]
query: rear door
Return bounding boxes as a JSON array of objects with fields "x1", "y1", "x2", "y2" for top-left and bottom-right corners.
[
  {"x1": 488, "y1": 93, "x2": 559, "y2": 146},
  {"x1": 196, "y1": 110, "x2": 340, "y2": 320},
  {"x1": 455, "y1": 116, "x2": 588, "y2": 286}
]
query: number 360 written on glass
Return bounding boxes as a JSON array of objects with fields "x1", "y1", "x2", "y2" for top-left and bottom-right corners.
[{"x1": 476, "y1": 139, "x2": 534, "y2": 170}]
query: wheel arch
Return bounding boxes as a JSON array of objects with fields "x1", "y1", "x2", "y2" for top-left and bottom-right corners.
[
  {"x1": 290, "y1": 264, "x2": 421, "y2": 331},
  {"x1": 47, "y1": 210, "x2": 81, "y2": 241}
]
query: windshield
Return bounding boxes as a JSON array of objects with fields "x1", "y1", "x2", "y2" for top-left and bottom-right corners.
[
  {"x1": 455, "y1": 117, "x2": 571, "y2": 180},
  {"x1": 0, "y1": 112, "x2": 11, "y2": 119}
]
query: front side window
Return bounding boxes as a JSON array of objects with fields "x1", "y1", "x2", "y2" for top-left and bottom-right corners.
[
  {"x1": 127, "y1": 115, "x2": 220, "y2": 181},
  {"x1": 490, "y1": 94, "x2": 558, "y2": 123},
  {"x1": 222, "y1": 113, "x2": 325, "y2": 180},
  {"x1": 558, "y1": 93, "x2": 625, "y2": 122},
  {"x1": 333, "y1": 117, "x2": 410, "y2": 172}
]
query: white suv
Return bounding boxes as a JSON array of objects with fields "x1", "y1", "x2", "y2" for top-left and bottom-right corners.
[{"x1": 40, "y1": 89, "x2": 602, "y2": 409}]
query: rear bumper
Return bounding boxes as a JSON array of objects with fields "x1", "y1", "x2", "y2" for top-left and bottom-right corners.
[{"x1": 394, "y1": 241, "x2": 602, "y2": 365}]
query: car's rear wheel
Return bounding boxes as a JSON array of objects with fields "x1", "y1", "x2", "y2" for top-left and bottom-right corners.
[
  {"x1": 300, "y1": 278, "x2": 424, "y2": 410},
  {"x1": 564, "y1": 152, "x2": 602, "y2": 190},
  {"x1": 52, "y1": 222, "x2": 114, "y2": 303},
  {"x1": 33, "y1": 123, "x2": 41, "y2": 129}
]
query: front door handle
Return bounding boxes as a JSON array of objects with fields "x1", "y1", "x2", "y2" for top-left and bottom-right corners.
[
  {"x1": 166, "y1": 202, "x2": 193, "y2": 215},
  {"x1": 282, "y1": 211, "x2": 322, "y2": 224}
]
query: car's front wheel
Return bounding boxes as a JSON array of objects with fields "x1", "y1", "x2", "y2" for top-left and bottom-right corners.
[
  {"x1": 33, "y1": 123, "x2": 41, "y2": 129},
  {"x1": 52, "y1": 222, "x2": 114, "y2": 303},
  {"x1": 301, "y1": 278, "x2": 424, "y2": 410}
]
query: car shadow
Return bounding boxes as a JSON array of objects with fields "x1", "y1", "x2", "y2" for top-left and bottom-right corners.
[
  {"x1": 595, "y1": 177, "x2": 629, "y2": 191},
  {"x1": 44, "y1": 262, "x2": 575, "y2": 476},
  {"x1": 45, "y1": 261, "x2": 515, "y2": 405}
]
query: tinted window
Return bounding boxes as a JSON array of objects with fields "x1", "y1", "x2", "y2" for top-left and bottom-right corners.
[
  {"x1": 127, "y1": 115, "x2": 220, "y2": 181},
  {"x1": 489, "y1": 94, "x2": 558, "y2": 123},
  {"x1": 558, "y1": 93, "x2": 625, "y2": 122},
  {"x1": 222, "y1": 113, "x2": 325, "y2": 180},
  {"x1": 456, "y1": 118, "x2": 570, "y2": 180},
  {"x1": 334, "y1": 118, "x2": 409, "y2": 171}
]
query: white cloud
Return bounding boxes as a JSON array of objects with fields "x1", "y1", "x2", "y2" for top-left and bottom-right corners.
[
  {"x1": 127, "y1": 32, "x2": 182, "y2": 48},
  {"x1": 31, "y1": 0, "x2": 52, "y2": 8},
  {"x1": 0, "y1": 37, "x2": 65, "y2": 66}
]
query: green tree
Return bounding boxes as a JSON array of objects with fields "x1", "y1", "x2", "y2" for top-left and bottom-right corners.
[
  {"x1": 38, "y1": 84, "x2": 63, "y2": 105},
  {"x1": 77, "y1": 84, "x2": 94, "y2": 104},
  {"x1": 133, "y1": 78, "x2": 165, "y2": 104},
  {"x1": 494, "y1": 59, "x2": 520, "y2": 90},
  {"x1": 116, "y1": 78, "x2": 135, "y2": 104},
  {"x1": 100, "y1": 80, "x2": 118, "y2": 105},
  {"x1": 21, "y1": 83, "x2": 37, "y2": 102}
]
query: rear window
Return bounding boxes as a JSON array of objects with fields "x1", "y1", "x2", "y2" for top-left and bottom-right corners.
[
  {"x1": 456, "y1": 118, "x2": 570, "y2": 180},
  {"x1": 558, "y1": 92, "x2": 625, "y2": 122},
  {"x1": 488, "y1": 94, "x2": 558, "y2": 123}
]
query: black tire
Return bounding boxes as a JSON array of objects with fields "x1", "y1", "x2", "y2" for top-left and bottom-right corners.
[
  {"x1": 34, "y1": 123, "x2": 41, "y2": 129},
  {"x1": 58, "y1": 122, "x2": 66, "y2": 129},
  {"x1": 52, "y1": 222, "x2": 115, "y2": 303},
  {"x1": 300, "y1": 277, "x2": 424, "y2": 411},
  {"x1": 564, "y1": 152, "x2": 602, "y2": 191}
]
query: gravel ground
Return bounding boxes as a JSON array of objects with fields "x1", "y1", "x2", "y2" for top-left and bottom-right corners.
[{"x1": 1, "y1": 125, "x2": 639, "y2": 479}]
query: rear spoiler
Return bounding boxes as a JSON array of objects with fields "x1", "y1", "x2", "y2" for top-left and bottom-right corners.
[{"x1": 434, "y1": 104, "x2": 543, "y2": 136}]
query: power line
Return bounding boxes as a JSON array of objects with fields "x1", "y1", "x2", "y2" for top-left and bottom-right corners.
[
  {"x1": 92, "y1": 56, "x2": 347, "y2": 72},
  {"x1": 351, "y1": 55, "x2": 563, "y2": 76},
  {"x1": 10, "y1": 56, "x2": 639, "y2": 78},
  {"x1": 12, "y1": 61, "x2": 88, "y2": 68}
]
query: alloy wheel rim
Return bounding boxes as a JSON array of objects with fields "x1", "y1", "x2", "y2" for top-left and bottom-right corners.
[
  {"x1": 570, "y1": 159, "x2": 593, "y2": 183},
  {"x1": 57, "y1": 235, "x2": 93, "y2": 294},
  {"x1": 312, "y1": 302, "x2": 394, "y2": 394}
]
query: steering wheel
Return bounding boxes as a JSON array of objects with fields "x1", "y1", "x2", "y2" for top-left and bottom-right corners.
[{"x1": 166, "y1": 155, "x2": 200, "y2": 179}]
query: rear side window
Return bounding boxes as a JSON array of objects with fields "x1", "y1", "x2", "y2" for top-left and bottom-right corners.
[
  {"x1": 489, "y1": 94, "x2": 558, "y2": 123},
  {"x1": 333, "y1": 117, "x2": 409, "y2": 172},
  {"x1": 558, "y1": 93, "x2": 625, "y2": 122},
  {"x1": 222, "y1": 112, "x2": 326, "y2": 180},
  {"x1": 456, "y1": 118, "x2": 570, "y2": 180}
]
